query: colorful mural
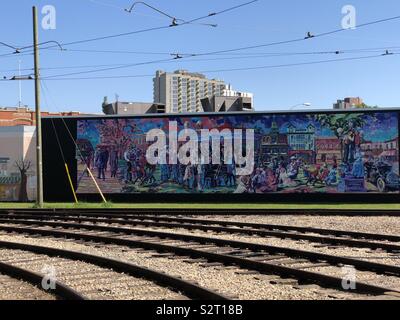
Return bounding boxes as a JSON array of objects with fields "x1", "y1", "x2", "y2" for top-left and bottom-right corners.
[{"x1": 76, "y1": 112, "x2": 399, "y2": 194}]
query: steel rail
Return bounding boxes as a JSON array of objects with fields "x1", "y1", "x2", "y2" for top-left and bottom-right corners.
[
  {"x1": 1, "y1": 215, "x2": 399, "y2": 253},
  {"x1": 106, "y1": 214, "x2": 400, "y2": 243},
  {"x1": 0, "y1": 222, "x2": 399, "y2": 296},
  {"x1": 0, "y1": 240, "x2": 227, "y2": 300},
  {"x1": 2, "y1": 208, "x2": 400, "y2": 216},
  {"x1": 0, "y1": 260, "x2": 86, "y2": 300},
  {"x1": 1, "y1": 218, "x2": 400, "y2": 275}
]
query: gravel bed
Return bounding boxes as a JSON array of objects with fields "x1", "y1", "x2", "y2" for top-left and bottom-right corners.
[
  {"x1": 0, "y1": 273, "x2": 55, "y2": 300},
  {"x1": 0, "y1": 247, "x2": 183, "y2": 300},
  {"x1": 0, "y1": 233, "x2": 380, "y2": 300},
  {"x1": 182, "y1": 215, "x2": 400, "y2": 236},
  {"x1": 124, "y1": 225, "x2": 400, "y2": 291},
  {"x1": 87, "y1": 221, "x2": 400, "y2": 266}
]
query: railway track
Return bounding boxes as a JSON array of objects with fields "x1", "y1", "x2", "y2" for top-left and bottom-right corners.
[
  {"x1": 0, "y1": 272, "x2": 56, "y2": 300},
  {"x1": 0, "y1": 257, "x2": 85, "y2": 300},
  {"x1": 0, "y1": 217, "x2": 399, "y2": 299},
  {"x1": 2, "y1": 208, "x2": 400, "y2": 216},
  {"x1": 0, "y1": 239, "x2": 226, "y2": 300},
  {"x1": 2, "y1": 213, "x2": 398, "y2": 253}
]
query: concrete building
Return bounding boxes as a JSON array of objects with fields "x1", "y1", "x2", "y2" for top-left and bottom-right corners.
[
  {"x1": 201, "y1": 95, "x2": 253, "y2": 112},
  {"x1": 333, "y1": 97, "x2": 364, "y2": 110},
  {"x1": 0, "y1": 106, "x2": 84, "y2": 126},
  {"x1": 102, "y1": 99, "x2": 165, "y2": 115},
  {"x1": 153, "y1": 70, "x2": 253, "y2": 113}
]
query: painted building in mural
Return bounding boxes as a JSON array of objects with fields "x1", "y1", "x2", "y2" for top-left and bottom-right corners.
[
  {"x1": 0, "y1": 126, "x2": 36, "y2": 201},
  {"x1": 75, "y1": 111, "x2": 399, "y2": 195}
]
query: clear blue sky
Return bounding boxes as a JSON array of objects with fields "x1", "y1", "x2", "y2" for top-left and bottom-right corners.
[{"x1": 0, "y1": 0, "x2": 399, "y2": 113}]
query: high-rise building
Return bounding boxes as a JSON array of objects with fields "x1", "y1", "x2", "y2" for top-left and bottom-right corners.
[{"x1": 153, "y1": 70, "x2": 253, "y2": 113}]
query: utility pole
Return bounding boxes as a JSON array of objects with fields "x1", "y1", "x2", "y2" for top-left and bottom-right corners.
[{"x1": 33, "y1": 6, "x2": 43, "y2": 208}]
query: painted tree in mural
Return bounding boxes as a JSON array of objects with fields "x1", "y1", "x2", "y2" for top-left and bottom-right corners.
[
  {"x1": 95, "y1": 119, "x2": 142, "y2": 157},
  {"x1": 314, "y1": 113, "x2": 367, "y2": 160},
  {"x1": 15, "y1": 159, "x2": 31, "y2": 202}
]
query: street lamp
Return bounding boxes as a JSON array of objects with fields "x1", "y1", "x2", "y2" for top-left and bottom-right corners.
[{"x1": 290, "y1": 103, "x2": 311, "y2": 110}]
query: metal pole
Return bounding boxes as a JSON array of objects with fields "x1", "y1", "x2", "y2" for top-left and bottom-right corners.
[{"x1": 33, "y1": 6, "x2": 43, "y2": 208}]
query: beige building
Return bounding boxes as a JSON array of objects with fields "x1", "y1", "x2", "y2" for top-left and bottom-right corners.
[
  {"x1": 153, "y1": 70, "x2": 253, "y2": 113},
  {"x1": 0, "y1": 126, "x2": 36, "y2": 201}
]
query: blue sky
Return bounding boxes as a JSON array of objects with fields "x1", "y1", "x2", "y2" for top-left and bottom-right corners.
[{"x1": 0, "y1": 0, "x2": 399, "y2": 113}]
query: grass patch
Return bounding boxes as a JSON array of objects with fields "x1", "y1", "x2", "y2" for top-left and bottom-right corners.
[{"x1": 0, "y1": 202, "x2": 399, "y2": 210}]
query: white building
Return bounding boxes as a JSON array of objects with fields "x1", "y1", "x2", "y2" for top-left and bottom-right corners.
[
  {"x1": 0, "y1": 126, "x2": 36, "y2": 201},
  {"x1": 153, "y1": 70, "x2": 253, "y2": 113}
]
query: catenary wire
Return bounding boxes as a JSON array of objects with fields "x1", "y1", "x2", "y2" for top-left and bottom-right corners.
[{"x1": 37, "y1": 53, "x2": 398, "y2": 81}]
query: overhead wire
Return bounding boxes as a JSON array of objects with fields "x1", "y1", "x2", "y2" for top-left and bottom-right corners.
[
  {"x1": 3, "y1": 47, "x2": 399, "y2": 74},
  {"x1": 14, "y1": 0, "x2": 258, "y2": 54},
  {"x1": 16, "y1": 13, "x2": 400, "y2": 79},
  {"x1": 37, "y1": 53, "x2": 399, "y2": 81}
]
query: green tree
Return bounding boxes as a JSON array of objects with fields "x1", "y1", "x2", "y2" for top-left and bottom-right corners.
[{"x1": 314, "y1": 113, "x2": 367, "y2": 159}]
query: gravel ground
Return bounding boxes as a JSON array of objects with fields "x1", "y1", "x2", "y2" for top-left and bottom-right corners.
[
  {"x1": 122, "y1": 225, "x2": 400, "y2": 292},
  {"x1": 84, "y1": 220, "x2": 400, "y2": 266},
  {"x1": 0, "y1": 246, "x2": 184, "y2": 300},
  {"x1": 0, "y1": 233, "x2": 384, "y2": 300},
  {"x1": 0, "y1": 273, "x2": 55, "y2": 300},
  {"x1": 182, "y1": 215, "x2": 400, "y2": 236}
]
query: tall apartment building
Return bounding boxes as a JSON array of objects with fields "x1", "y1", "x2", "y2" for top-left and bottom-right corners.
[{"x1": 153, "y1": 70, "x2": 253, "y2": 113}]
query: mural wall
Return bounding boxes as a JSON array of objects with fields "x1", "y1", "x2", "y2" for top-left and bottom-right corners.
[
  {"x1": 0, "y1": 126, "x2": 36, "y2": 201},
  {"x1": 76, "y1": 112, "x2": 399, "y2": 194}
]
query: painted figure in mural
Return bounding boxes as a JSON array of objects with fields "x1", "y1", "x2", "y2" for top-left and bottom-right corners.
[
  {"x1": 251, "y1": 168, "x2": 263, "y2": 192},
  {"x1": 226, "y1": 163, "x2": 236, "y2": 187},
  {"x1": 287, "y1": 156, "x2": 299, "y2": 180},
  {"x1": 325, "y1": 165, "x2": 338, "y2": 186},
  {"x1": 196, "y1": 164, "x2": 204, "y2": 191},
  {"x1": 95, "y1": 146, "x2": 109, "y2": 181},
  {"x1": 142, "y1": 163, "x2": 156, "y2": 185},
  {"x1": 123, "y1": 146, "x2": 133, "y2": 183},
  {"x1": 170, "y1": 164, "x2": 179, "y2": 183},
  {"x1": 255, "y1": 165, "x2": 277, "y2": 193},
  {"x1": 319, "y1": 164, "x2": 330, "y2": 182},
  {"x1": 109, "y1": 148, "x2": 119, "y2": 178},
  {"x1": 343, "y1": 121, "x2": 357, "y2": 164},
  {"x1": 133, "y1": 155, "x2": 147, "y2": 185},
  {"x1": 183, "y1": 163, "x2": 193, "y2": 189},
  {"x1": 351, "y1": 152, "x2": 365, "y2": 178},
  {"x1": 160, "y1": 163, "x2": 169, "y2": 183}
]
